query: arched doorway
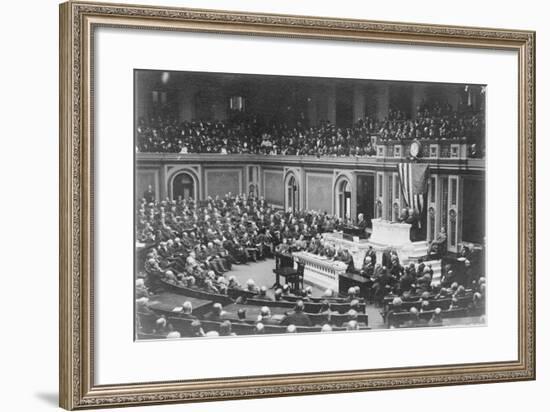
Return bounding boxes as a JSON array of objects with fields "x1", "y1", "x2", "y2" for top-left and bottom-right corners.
[
  {"x1": 172, "y1": 172, "x2": 195, "y2": 201},
  {"x1": 286, "y1": 175, "x2": 299, "y2": 212},
  {"x1": 336, "y1": 179, "x2": 352, "y2": 219}
]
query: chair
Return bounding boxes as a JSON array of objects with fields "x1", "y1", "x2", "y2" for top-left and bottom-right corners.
[
  {"x1": 167, "y1": 317, "x2": 195, "y2": 336},
  {"x1": 307, "y1": 313, "x2": 329, "y2": 326},
  {"x1": 296, "y1": 326, "x2": 322, "y2": 333},
  {"x1": 330, "y1": 302, "x2": 365, "y2": 314},
  {"x1": 263, "y1": 324, "x2": 288, "y2": 334},
  {"x1": 357, "y1": 313, "x2": 369, "y2": 326},
  {"x1": 329, "y1": 313, "x2": 351, "y2": 326},
  {"x1": 200, "y1": 320, "x2": 222, "y2": 333},
  {"x1": 230, "y1": 322, "x2": 256, "y2": 336}
]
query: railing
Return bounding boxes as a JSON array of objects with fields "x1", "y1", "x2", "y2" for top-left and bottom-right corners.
[
  {"x1": 293, "y1": 252, "x2": 347, "y2": 291},
  {"x1": 375, "y1": 138, "x2": 482, "y2": 160},
  {"x1": 136, "y1": 151, "x2": 485, "y2": 171}
]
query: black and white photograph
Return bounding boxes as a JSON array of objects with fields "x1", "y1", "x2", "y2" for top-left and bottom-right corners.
[{"x1": 134, "y1": 70, "x2": 487, "y2": 340}]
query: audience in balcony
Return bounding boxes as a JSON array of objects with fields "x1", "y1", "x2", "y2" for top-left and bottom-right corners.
[{"x1": 135, "y1": 100, "x2": 484, "y2": 158}]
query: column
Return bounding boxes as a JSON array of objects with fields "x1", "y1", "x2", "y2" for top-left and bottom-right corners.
[
  {"x1": 326, "y1": 84, "x2": 336, "y2": 125},
  {"x1": 307, "y1": 87, "x2": 318, "y2": 127},
  {"x1": 411, "y1": 83, "x2": 427, "y2": 119},
  {"x1": 375, "y1": 83, "x2": 390, "y2": 121},
  {"x1": 211, "y1": 92, "x2": 227, "y2": 121},
  {"x1": 353, "y1": 85, "x2": 366, "y2": 123},
  {"x1": 159, "y1": 165, "x2": 167, "y2": 201},
  {"x1": 350, "y1": 172, "x2": 357, "y2": 221},
  {"x1": 135, "y1": 72, "x2": 153, "y2": 123},
  {"x1": 177, "y1": 84, "x2": 196, "y2": 122}
]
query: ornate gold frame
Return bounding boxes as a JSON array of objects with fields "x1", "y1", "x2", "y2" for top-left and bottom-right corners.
[{"x1": 59, "y1": 1, "x2": 536, "y2": 409}]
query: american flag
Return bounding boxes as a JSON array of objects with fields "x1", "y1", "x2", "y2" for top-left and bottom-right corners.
[{"x1": 397, "y1": 163, "x2": 429, "y2": 214}]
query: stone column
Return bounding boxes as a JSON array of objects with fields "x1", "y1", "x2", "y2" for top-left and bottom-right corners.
[
  {"x1": 135, "y1": 72, "x2": 153, "y2": 123},
  {"x1": 353, "y1": 85, "x2": 366, "y2": 123},
  {"x1": 326, "y1": 84, "x2": 337, "y2": 125},
  {"x1": 411, "y1": 83, "x2": 427, "y2": 119},
  {"x1": 177, "y1": 84, "x2": 197, "y2": 122},
  {"x1": 375, "y1": 83, "x2": 390, "y2": 121},
  {"x1": 307, "y1": 87, "x2": 318, "y2": 127},
  {"x1": 211, "y1": 95, "x2": 227, "y2": 122}
]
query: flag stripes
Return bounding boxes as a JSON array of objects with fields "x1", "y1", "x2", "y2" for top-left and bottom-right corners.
[{"x1": 397, "y1": 163, "x2": 429, "y2": 215}]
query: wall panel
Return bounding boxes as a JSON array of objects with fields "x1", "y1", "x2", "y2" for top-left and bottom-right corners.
[
  {"x1": 306, "y1": 173, "x2": 332, "y2": 213},
  {"x1": 205, "y1": 169, "x2": 241, "y2": 198},
  {"x1": 264, "y1": 170, "x2": 284, "y2": 206},
  {"x1": 136, "y1": 170, "x2": 159, "y2": 201}
]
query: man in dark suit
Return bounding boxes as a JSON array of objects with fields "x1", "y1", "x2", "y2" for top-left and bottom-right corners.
[
  {"x1": 398, "y1": 271, "x2": 415, "y2": 295},
  {"x1": 356, "y1": 213, "x2": 369, "y2": 237},
  {"x1": 405, "y1": 207, "x2": 420, "y2": 241},
  {"x1": 365, "y1": 246, "x2": 377, "y2": 266},
  {"x1": 144, "y1": 185, "x2": 155, "y2": 203},
  {"x1": 280, "y1": 300, "x2": 312, "y2": 327}
]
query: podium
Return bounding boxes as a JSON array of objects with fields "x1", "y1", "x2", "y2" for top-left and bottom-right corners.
[
  {"x1": 369, "y1": 219, "x2": 411, "y2": 245},
  {"x1": 367, "y1": 218, "x2": 428, "y2": 265}
]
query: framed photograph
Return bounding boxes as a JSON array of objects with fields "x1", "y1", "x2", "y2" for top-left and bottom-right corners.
[{"x1": 59, "y1": 1, "x2": 536, "y2": 409}]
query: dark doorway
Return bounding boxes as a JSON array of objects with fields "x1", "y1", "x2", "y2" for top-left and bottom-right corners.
[
  {"x1": 172, "y1": 172, "x2": 195, "y2": 200},
  {"x1": 356, "y1": 174, "x2": 375, "y2": 228}
]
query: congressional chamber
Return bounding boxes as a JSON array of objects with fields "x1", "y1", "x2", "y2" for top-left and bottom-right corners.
[{"x1": 134, "y1": 70, "x2": 486, "y2": 340}]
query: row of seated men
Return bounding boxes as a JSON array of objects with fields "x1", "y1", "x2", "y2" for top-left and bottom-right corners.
[
  {"x1": 136, "y1": 297, "x2": 369, "y2": 339},
  {"x1": 135, "y1": 101, "x2": 484, "y2": 157}
]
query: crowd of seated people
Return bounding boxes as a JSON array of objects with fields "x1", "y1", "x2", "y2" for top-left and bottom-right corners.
[
  {"x1": 136, "y1": 192, "x2": 353, "y2": 297},
  {"x1": 135, "y1": 100, "x2": 484, "y2": 158},
  {"x1": 135, "y1": 192, "x2": 485, "y2": 338},
  {"x1": 353, "y1": 245, "x2": 485, "y2": 303},
  {"x1": 379, "y1": 102, "x2": 484, "y2": 143}
]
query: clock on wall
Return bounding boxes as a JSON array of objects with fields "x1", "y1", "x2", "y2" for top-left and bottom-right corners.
[{"x1": 410, "y1": 139, "x2": 422, "y2": 158}]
